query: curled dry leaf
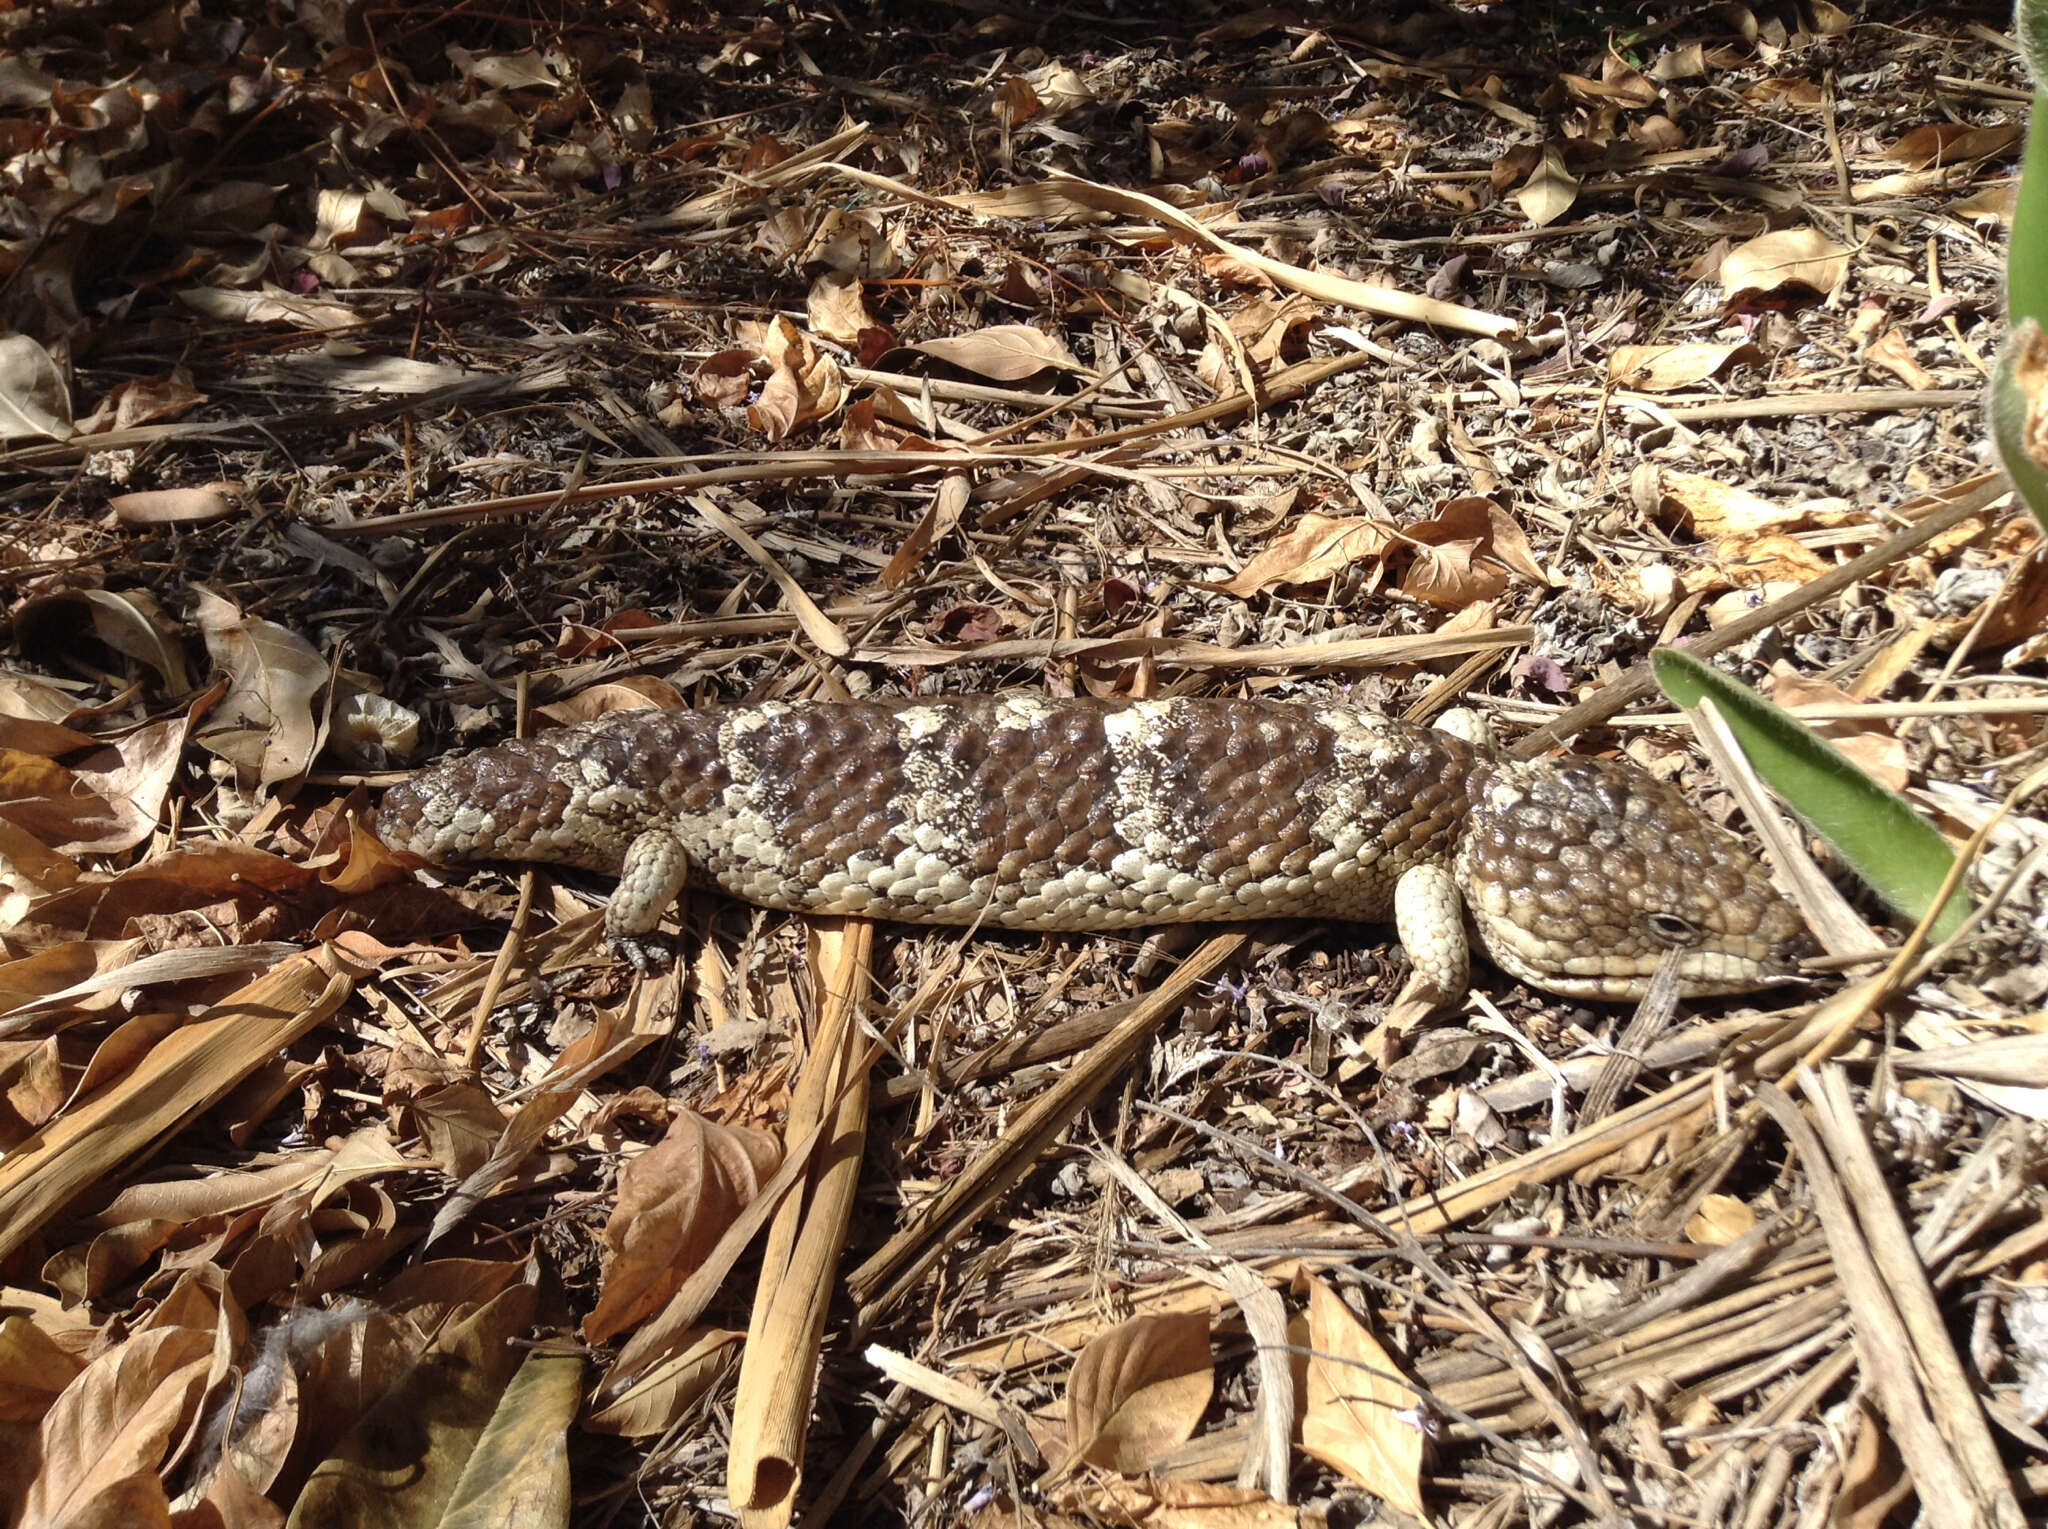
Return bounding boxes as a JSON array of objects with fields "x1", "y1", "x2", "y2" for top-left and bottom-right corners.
[
  {"x1": 0, "y1": 332, "x2": 72, "y2": 442},
  {"x1": 1214, "y1": 513, "x2": 1391, "y2": 598},
  {"x1": 1065, "y1": 1310, "x2": 1214, "y2": 1473},
  {"x1": 747, "y1": 315, "x2": 844, "y2": 441},
  {"x1": 1608, "y1": 342, "x2": 1758, "y2": 391},
  {"x1": 1685, "y1": 1192, "x2": 1757, "y2": 1246},
  {"x1": 107, "y1": 484, "x2": 240, "y2": 526},
  {"x1": 1399, "y1": 499, "x2": 1546, "y2": 608},
  {"x1": 1865, "y1": 329, "x2": 1939, "y2": 391},
  {"x1": 1299, "y1": 1277, "x2": 1426, "y2": 1517},
  {"x1": 74, "y1": 371, "x2": 205, "y2": 435},
  {"x1": 1656, "y1": 471, "x2": 1852, "y2": 538},
  {"x1": 194, "y1": 588, "x2": 327, "y2": 786},
  {"x1": 582, "y1": 1110, "x2": 783, "y2": 1343},
  {"x1": 911, "y1": 323, "x2": 1087, "y2": 382},
  {"x1": 1720, "y1": 228, "x2": 1851, "y2": 301},
  {"x1": 691, "y1": 348, "x2": 758, "y2": 408}
]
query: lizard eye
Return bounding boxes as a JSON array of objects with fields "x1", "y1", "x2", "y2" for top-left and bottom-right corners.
[{"x1": 1646, "y1": 912, "x2": 1703, "y2": 947}]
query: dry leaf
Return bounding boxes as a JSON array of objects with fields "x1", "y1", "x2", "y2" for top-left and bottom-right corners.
[
  {"x1": 1720, "y1": 228, "x2": 1851, "y2": 300},
  {"x1": 747, "y1": 315, "x2": 845, "y2": 440},
  {"x1": 1065, "y1": 1311, "x2": 1214, "y2": 1473},
  {"x1": 1767, "y1": 671, "x2": 1911, "y2": 790},
  {"x1": 1608, "y1": 342, "x2": 1758, "y2": 391},
  {"x1": 1299, "y1": 1277, "x2": 1426, "y2": 1517},
  {"x1": 1514, "y1": 145, "x2": 1579, "y2": 227},
  {"x1": 1400, "y1": 499, "x2": 1546, "y2": 607},
  {"x1": 19, "y1": 1323, "x2": 213, "y2": 1529},
  {"x1": 585, "y1": 1327, "x2": 743, "y2": 1437},
  {"x1": 911, "y1": 324, "x2": 1087, "y2": 381},
  {"x1": 692, "y1": 348, "x2": 758, "y2": 408},
  {"x1": 0, "y1": 1315, "x2": 84, "y2": 1422},
  {"x1": 73, "y1": 372, "x2": 204, "y2": 435},
  {"x1": 807, "y1": 270, "x2": 871, "y2": 343},
  {"x1": 1057, "y1": 1476, "x2": 1296, "y2": 1526},
  {"x1": 193, "y1": 588, "x2": 327, "y2": 786},
  {"x1": 1865, "y1": 329, "x2": 1938, "y2": 390},
  {"x1": 107, "y1": 485, "x2": 240, "y2": 526},
  {"x1": 0, "y1": 333, "x2": 72, "y2": 442},
  {"x1": 1887, "y1": 122, "x2": 2023, "y2": 168},
  {"x1": 1216, "y1": 513, "x2": 1392, "y2": 597},
  {"x1": 805, "y1": 208, "x2": 901, "y2": 278},
  {"x1": 582, "y1": 1110, "x2": 783, "y2": 1343},
  {"x1": 1684, "y1": 1193, "x2": 1757, "y2": 1245},
  {"x1": 1657, "y1": 471, "x2": 1843, "y2": 537}
]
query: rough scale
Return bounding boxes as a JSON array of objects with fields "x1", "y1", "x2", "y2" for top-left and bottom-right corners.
[{"x1": 375, "y1": 695, "x2": 1813, "y2": 1007}]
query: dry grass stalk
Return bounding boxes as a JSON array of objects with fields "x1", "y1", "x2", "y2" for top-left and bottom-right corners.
[{"x1": 727, "y1": 918, "x2": 877, "y2": 1525}]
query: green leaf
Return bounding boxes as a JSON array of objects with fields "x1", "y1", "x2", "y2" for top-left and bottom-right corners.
[
  {"x1": 2007, "y1": 96, "x2": 2048, "y2": 328},
  {"x1": 2020, "y1": 0, "x2": 2048, "y2": 97},
  {"x1": 1989, "y1": 320, "x2": 2048, "y2": 533},
  {"x1": 1651, "y1": 649, "x2": 1971, "y2": 941}
]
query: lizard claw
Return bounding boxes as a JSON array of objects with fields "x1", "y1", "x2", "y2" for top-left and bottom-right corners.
[{"x1": 607, "y1": 931, "x2": 680, "y2": 974}]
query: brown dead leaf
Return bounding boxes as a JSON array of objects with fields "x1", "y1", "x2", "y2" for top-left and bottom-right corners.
[
  {"x1": 805, "y1": 208, "x2": 902, "y2": 279},
  {"x1": 1717, "y1": 531, "x2": 1832, "y2": 586},
  {"x1": 0, "y1": 1315, "x2": 84, "y2": 1422},
  {"x1": 995, "y1": 75, "x2": 1043, "y2": 127},
  {"x1": 107, "y1": 485, "x2": 240, "y2": 526},
  {"x1": 1887, "y1": 122, "x2": 2024, "y2": 169},
  {"x1": 74, "y1": 372, "x2": 205, "y2": 435},
  {"x1": 193, "y1": 588, "x2": 326, "y2": 786},
  {"x1": 19, "y1": 1323, "x2": 213, "y2": 1529},
  {"x1": 1514, "y1": 145, "x2": 1579, "y2": 227},
  {"x1": 584, "y1": 1327, "x2": 744, "y2": 1437},
  {"x1": 912, "y1": 323, "x2": 1087, "y2": 382},
  {"x1": 1743, "y1": 76, "x2": 1824, "y2": 108},
  {"x1": 1608, "y1": 342, "x2": 1758, "y2": 391},
  {"x1": 883, "y1": 470, "x2": 972, "y2": 590},
  {"x1": 16, "y1": 589, "x2": 191, "y2": 694},
  {"x1": 1657, "y1": 471, "x2": 1845, "y2": 538},
  {"x1": 807, "y1": 269, "x2": 871, "y2": 343},
  {"x1": 1057, "y1": 1477, "x2": 1295, "y2": 1526},
  {"x1": 692, "y1": 348, "x2": 759, "y2": 408},
  {"x1": 583, "y1": 1110, "x2": 782, "y2": 1343},
  {"x1": 1833, "y1": 1398, "x2": 1914, "y2": 1528},
  {"x1": 1400, "y1": 499, "x2": 1546, "y2": 607},
  {"x1": 1562, "y1": 53, "x2": 1658, "y2": 108},
  {"x1": 1720, "y1": 228, "x2": 1851, "y2": 301},
  {"x1": 1065, "y1": 1310, "x2": 1214, "y2": 1473},
  {"x1": 747, "y1": 315, "x2": 845, "y2": 440},
  {"x1": 1299, "y1": 1277, "x2": 1426, "y2": 1517},
  {"x1": 0, "y1": 714, "x2": 186, "y2": 858},
  {"x1": 1865, "y1": 329, "x2": 1938, "y2": 390},
  {"x1": 1684, "y1": 1193, "x2": 1757, "y2": 1245},
  {"x1": 290, "y1": 1284, "x2": 544, "y2": 1525},
  {"x1": 0, "y1": 334, "x2": 72, "y2": 442},
  {"x1": 1215, "y1": 513, "x2": 1392, "y2": 597}
]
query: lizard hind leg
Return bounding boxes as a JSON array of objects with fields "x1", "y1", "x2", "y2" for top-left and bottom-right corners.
[{"x1": 605, "y1": 827, "x2": 693, "y2": 972}]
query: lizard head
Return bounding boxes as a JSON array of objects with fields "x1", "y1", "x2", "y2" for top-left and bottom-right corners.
[{"x1": 1455, "y1": 754, "x2": 1814, "y2": 1002}]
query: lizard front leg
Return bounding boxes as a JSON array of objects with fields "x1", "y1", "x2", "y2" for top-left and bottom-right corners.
[{"x1": 606, "y1": 827, "x2": 692, "y2": 971}]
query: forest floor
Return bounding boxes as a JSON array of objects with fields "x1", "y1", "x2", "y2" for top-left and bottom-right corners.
[{"x1": 0, "y1": 0, "x2": 2043, "y2": 1525}]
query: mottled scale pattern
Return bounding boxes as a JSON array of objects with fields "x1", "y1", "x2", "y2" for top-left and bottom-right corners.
[
  {"x1": 376, "y1": 694, "x2": 1813, "y2": 1002},
  {"x1": 381, "y1": 696, "x2": 1476, "y2": 929}
]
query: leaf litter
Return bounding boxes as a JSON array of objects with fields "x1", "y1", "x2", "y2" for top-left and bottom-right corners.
[{"x1": 0, "y1": 1, "x2": 2040, "y2": 1526}]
